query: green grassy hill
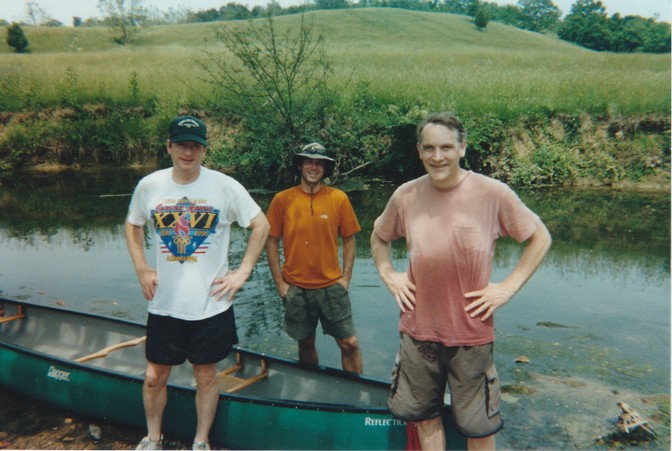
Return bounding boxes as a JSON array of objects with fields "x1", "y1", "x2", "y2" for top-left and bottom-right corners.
[
  {"x1": 0, "y1": 9, "x2": 668, "y2": 187},
  {"x1": 1, "y1": 9, "x2": 595, "y2": 53},
  {"x1": 1, "y1": 8, "x2": 669, "y2": 117}
]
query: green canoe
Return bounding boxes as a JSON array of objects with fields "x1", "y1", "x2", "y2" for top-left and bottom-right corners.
[{"x1": 0, "y1": 297, "x2": 465, "y2": 449}]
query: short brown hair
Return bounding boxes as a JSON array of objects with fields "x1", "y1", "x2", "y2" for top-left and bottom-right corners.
[{"x1": 416, "y1": 112, "x2": 467, "y2": 145}]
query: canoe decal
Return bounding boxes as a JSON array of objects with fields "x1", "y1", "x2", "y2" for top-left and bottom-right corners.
[
  {"x1": 153, "y1": 197, "x2": 219, "y2": 264},
  {"x1": 47, "y1": 365, "x2": 71, "y2": 382},
  {"x1": 364, "y1": 417, "x2": 405, "y2": 427}
]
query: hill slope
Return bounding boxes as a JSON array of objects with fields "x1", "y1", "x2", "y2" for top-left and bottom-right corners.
[
  {"x1": 5, "y1": 8, "x2": 584, "y2": 54},
  {"x1": 0, "y1": 8, "x2": 669, "y2": 117}
]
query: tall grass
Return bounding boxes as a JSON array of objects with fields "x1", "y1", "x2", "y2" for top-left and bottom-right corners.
[{"x1": 1, "y1": 9, "x2": 669, "y2": 117}]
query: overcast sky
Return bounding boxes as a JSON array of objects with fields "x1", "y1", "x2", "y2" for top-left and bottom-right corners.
[{"x1": 0, "y1": 0, "x2": 669, "y2": 25}]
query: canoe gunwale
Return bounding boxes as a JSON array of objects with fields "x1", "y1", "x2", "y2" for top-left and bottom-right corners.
[{"x1": 0, "y1": 297, "x2": 394, "y2": 415}]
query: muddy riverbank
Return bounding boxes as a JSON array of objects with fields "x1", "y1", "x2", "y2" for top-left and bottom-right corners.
[{"x1": 0, "y1": 388, "x2": 190, "y2": 450}]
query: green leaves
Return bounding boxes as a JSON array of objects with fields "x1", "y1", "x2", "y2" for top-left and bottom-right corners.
[{"x1": 6, "y1": 23, "x2": 30, "y2": 54}]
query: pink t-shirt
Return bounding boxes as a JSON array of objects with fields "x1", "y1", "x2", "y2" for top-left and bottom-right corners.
[{"x1": 373, "y1": 171, "x2": 539, "y2": 346}]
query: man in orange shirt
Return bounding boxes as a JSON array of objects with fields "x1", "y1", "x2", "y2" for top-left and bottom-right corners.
[{"x1": 265, "y1": 143, "x2": 363, "y2": 373}]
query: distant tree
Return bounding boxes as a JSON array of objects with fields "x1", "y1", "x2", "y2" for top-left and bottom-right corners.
[
  {"x1": 97, "y1": 0, "x2": 147, "y2": 45},
  {"x1": 609, "y1": 14, "x2": 671, "y2": 53},
  {"x1": 251, "y1": 5, "x2": 265, "y2": 17},
  {"x1": 190, "y1": 8, "x2": 221, "y2": 22},
  {"x1": 6, "y1": 23, "x2": 30, "y2": 53},
  {"x1": 466, "y1": 0, "x2": 480, "y2": 16},
  {"x1": 640, "y1": 19, "x2": 671, "y2": 53},
  {"x1": 478, "y1": 1, "x2": 501, "y2": 19},
  {"x1": 567, "y1": 0, "x2": 605, "y2": 17},
  {"x1": 474, "y1": 7, "x2": 489, "y2": 29},
  {"x1": 608, "y1": 14, "x2": 645, "y2": 52},
  {"x1": 557, "y1": 0, "x2": 610, "y2": 51},
  {"x1": 491, "y1": 4, "x2": 525, "y2": 27},
  {"x1": 315, "y1": 0, "x2": 349, "y2": 9},
  {"x1": 517, "y1": 0, "x2": 560, "y2": 32},
  {"x1": 73, "y1": 16, "x2": 82, "y2": 27},
  {"x1": 25, "y1": 1, "x2": 49, "y2": 26},
  {"x1": 159, "y1": 7, "x2": 191, "y2": 24},
  {"x1": 220, "y1": 3, "x2": 253, "y2": 20},
  {"x1": 43, "y1": 19, "x2": 64, "y2": 27},
  {"x1": 442, "y1": 0, "x2": 478, "y2": 16}
]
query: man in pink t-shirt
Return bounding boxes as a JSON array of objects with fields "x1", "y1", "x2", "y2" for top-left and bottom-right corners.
[{"x1": 371, "y1": 112, "x2": 552, "y2": 450}]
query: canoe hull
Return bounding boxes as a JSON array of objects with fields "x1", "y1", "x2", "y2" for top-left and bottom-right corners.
[{"x1": 0, "y1": 298, "x2": 465, "y2": 449}]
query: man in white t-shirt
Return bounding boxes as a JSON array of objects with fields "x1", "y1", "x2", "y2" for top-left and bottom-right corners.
[{"x1": 125, "y1": 115, "x2": 269, "y2": 450}]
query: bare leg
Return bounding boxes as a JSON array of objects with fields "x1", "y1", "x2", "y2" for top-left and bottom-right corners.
[
  {"x1": 468, "y1": 434, "x2": 496, "y2": 450},
  {"x1": 416, "y1": 417, "x2": 445, "y2": 450},
  {"x1": 193, "y1": 363, "x2": 220, "y2": 444},
  {"x1": 335, "y1": 335, "x2": 363, "y2": 374},
  {"x1": 298, "y1": 334, "x2": 319, "y2": 366},
  {"x1": 142, "y1": 362, "x2": 172, "y2": 441}
]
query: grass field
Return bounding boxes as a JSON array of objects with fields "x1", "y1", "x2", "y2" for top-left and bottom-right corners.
[{"x1": 1, "y1": 9, "x2": 669, "y2": 118}]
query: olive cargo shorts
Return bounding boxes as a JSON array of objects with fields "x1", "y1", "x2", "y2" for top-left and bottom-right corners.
[
  {"x1": 388, "y1": 333, "x2": 503, "y2": 438},
  {"x1": 283, "y1": 283, "x2": 357, "y2": 340}
]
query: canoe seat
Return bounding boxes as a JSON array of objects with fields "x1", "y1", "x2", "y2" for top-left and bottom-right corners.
[
  {"x1": 75, "y1": 336, "x2": 147, "y2": 363},
  {"x1": 0, "y1": 305, "x2": 25, "y2": 324},
  {"x1": 217, "y1": 353, "x2": 268, "y2": 393}
]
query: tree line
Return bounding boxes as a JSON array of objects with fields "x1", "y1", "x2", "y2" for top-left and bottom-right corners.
[
  {"x1": 0, "y1": 11, "x2": 668, "y2": 188},
  {"x1": 3, "y1": 0, "x2": 670, "y2": 54}
]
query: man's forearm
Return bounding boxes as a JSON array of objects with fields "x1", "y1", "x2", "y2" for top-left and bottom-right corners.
[
  {"x1": 265, "y1": 236, "x2": 285, "y2": 286},
  {"x1": 501, "y1": 220, "x2": 552, "y2": 294},
  {"x1": 238, "y1": 212, "x2": 270, "y2": 276},
  {"x1": 370, "y1": 231, "x2": 394, "y2": 281},
  {"x1": 341, "y1": 235, "x2": 356, "y2": 282},
  {"x1": 125, "y1": 221, "x2": 149, "y2": 272}
]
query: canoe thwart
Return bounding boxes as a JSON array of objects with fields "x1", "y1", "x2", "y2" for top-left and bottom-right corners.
[
  {"x1": 0, "y1": 305, "x2": 25, "y2": 324},
  {"x1": 75, "y1": 335, "x2": 147, "y2": 363},
  {"x1": 217, "y1": 353, "x2": 268, "y2": 393}
]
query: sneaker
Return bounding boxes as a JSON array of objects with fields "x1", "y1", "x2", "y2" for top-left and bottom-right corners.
[
  {"x1": 135, "y1": 435, "x2": 163, "y2": 450},
  {"x1": 192, "y1": 441, "x2": 211, "y2": 450}
]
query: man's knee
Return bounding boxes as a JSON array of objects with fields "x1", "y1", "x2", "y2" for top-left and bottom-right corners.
[
  {"x1": 336, "y1": 336, "x2": 360, "y2": 353},
  {"x1": 193, "y1": 364, "x2": 217, "y2": 389}
]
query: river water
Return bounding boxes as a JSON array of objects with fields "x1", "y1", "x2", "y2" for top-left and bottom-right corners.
[{"x1": 0, "y1": 169, "x2": 669, "y2": 449}]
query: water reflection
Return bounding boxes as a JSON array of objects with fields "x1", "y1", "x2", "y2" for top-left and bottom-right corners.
[{"x1": 0, "y1": 170, "x2": 669, "y2": 448}]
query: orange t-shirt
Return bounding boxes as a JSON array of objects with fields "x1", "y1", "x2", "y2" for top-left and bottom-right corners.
[
  {"x1": 267, "y1": 186, "x2": 361, "y2": 289},
  {"x1": 373, "y1": 172, "x2": 539, "y2": 346}
]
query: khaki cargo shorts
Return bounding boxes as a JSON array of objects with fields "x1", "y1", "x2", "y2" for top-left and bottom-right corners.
[
  {"x1": 283, "y1": 283, "x2": 357, "y2": 340},
  {"x1": 388, "y1": 333, "x2": 503, "y2": 438}
]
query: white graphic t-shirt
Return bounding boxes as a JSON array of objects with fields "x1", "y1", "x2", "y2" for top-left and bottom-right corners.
[{"x1": 127, "y1": 167, "x2": 261, "y2": 320}]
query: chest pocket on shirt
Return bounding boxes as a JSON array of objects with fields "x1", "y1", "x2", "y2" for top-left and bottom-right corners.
[{"x1": 451, "y1": 225, "x2": 484, "y2": 255}]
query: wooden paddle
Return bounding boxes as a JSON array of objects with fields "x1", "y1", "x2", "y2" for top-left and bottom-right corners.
[{"x1": 75, "y1": 336, "x2": 146, "y2": 363}]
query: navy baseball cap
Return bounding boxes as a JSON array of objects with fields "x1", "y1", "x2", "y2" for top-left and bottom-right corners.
[{"x1": 169, "y1": 116, "x2": 207, "y2": 146}]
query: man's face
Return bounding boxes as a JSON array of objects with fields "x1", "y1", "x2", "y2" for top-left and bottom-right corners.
[
  {"x1": 168, "y1": 140, "x2": 207, "y2": 172},
  {"x1": 417, "y1": 124, "x2": 466, "y2": 189},
  {"x1": 300, "y1": 158, "x2": 325, "y2": 186}
]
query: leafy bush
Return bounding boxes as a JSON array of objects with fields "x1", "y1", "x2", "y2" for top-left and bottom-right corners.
[
  {"x1": 6, "y1": 23, "x2": 29, "y2": 53},
  {"x1": 202, "y1": 13, "x2": 337, "y2": 184},
  {"x1": 0, "y1": 119, "x2": 55, "y2": 166}
]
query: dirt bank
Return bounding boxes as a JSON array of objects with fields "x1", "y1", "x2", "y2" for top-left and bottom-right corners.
[{"x1": 0, "y1": 389, "x2": 190, "y2": 450}]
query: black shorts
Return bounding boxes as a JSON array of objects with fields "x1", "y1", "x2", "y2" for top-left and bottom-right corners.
[{"x1": 146, "y1": 308, "x2": 239, "y2": 366}]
